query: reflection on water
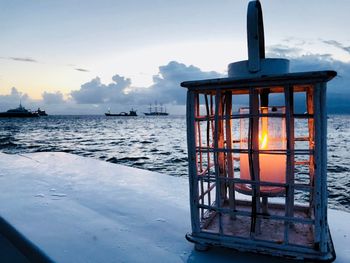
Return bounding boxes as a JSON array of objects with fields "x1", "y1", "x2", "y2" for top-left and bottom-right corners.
[{"x1": 0, "y1": 115, "x2": 349, "y2": 212}]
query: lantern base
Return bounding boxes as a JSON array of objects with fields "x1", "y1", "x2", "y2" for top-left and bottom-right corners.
[
  {"x1": 186, "y1": 200, "x2": 336, "y2": 262},
  {"x1": 186, "y1": 230, "x2": 335, "y2": 262}
]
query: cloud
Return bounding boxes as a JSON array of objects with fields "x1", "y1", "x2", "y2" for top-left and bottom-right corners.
[
  {"x1": 291, "y1": 54, "x2": 350, "y2": 112},
  {"x1": 1, "y1": 87, "x2": 28, "y2": 102},
  {"x1": 266, "y1": 44, "x2": 302, "y2": 57},
  {"x1": 0, "y1": 87, "x2": 30, "y2": 111},
  {"x1": 2, "y1": 58, "x2": 349, "y2": 114},
  {"x1": 9, "y1": 57, "x2": 38, "y2": 63},
  {"x1": 75, "y1": 68, "x2": 89, "y2": 72},
  {"x1": 71, "y1": 74, "x2": 132, "y2": 104},
  {"x1": 42, "y1": 91, "x2": 65, "y2": 104},
  {"x1": 282, "y1": 37, "x2": 307, "y2": 46},
  {"x1": 66, "y1": 64, "x2": 89, "y2": 72},
  {"x1": 0, "y1": 87, "x2": 69, "y2": 114},
  {"x1": 322, "y1": 40, "x2": 350, "y2": 55},
  {"x1": 267, "y1": 47, "x2": 350, "y2": 113},
  {"x1": 268, "y1": 47, "x2": 349, "y2": 89},
  {"x1": 146, "y1": 61, "x2": 223, "y2": 104},
  {"x1": 126, "y1": 61, "x2": 224, "y2": 105},
  {"x1": 71, "y1": 77, "x2": 106, "y2": 104},
  {"x1": 70, "y1": 61, "x2": 223, "y2": 106},
  {"x1": 69, "y1": 58, "x2": 350, "y2": 114}
]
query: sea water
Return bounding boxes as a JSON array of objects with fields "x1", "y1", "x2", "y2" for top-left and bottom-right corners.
[{"x1": 0, "y1": 115, "x2": 349, "y2": 211}]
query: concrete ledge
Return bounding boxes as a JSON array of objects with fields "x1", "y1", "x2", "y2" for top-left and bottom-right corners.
[{"x1": 0, "y1": 152, "x2": 349, "y2": 262}]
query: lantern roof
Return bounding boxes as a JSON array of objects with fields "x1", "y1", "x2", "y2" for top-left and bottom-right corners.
[{"x1": 181, "y1": 70, "x2": 336, "y2": 91}]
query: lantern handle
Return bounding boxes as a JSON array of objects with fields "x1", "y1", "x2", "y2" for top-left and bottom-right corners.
[{"x1": 247, "y1": 0, "x2": 265, "y2": 73}]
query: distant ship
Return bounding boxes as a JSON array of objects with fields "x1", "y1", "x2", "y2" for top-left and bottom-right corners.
[
  {"x1": 105, "y1": 109, "x2": 137, "y2": 117},
  {"x1": 36, "y1": 108, "x2": 48, "y2": 116},
  {"x1": 0, "y1": 103, "x2": 39, "y2": 118},
  {"x1": 144, "y1": 103, "x2": 169, "y2": 116}
]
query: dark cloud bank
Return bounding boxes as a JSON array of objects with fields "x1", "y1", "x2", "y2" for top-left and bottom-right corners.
[
  {"x1": 69, "y1": 55, "x2": 349, "y2": 114},
  {"x1": 69, "y1": 61, "x2": 222, "y2": 113},
  {"x1": 1, "y1": 53, "x2": 349, "y2": 114},
  {"x1": 42, "y1": 91, "x2": 65, "y2": 104},
  {"x1": 268, "y1": 44, "x2": 350, "y2": 114}
]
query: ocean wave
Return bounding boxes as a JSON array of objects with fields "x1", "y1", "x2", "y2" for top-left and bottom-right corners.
[{"x1": 0, "y1": 115, "x2": 349, "y2": 212}]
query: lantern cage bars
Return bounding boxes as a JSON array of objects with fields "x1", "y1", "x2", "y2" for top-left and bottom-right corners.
[{"x1": 181, "y1": 71, "x2": 336, "y2": 261}]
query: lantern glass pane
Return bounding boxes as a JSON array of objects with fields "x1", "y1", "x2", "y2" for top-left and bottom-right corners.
[{"x1": 238, "y1": 107, "x2": 286, "y2": 195}]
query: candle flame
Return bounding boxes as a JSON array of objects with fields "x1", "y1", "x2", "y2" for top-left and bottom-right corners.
[
  {"x1": 260, "y1": 132, "x2": 268, "y2": 149},
  {"x1": 260, "y1": 112, "x2": 268, "y2": 149}
]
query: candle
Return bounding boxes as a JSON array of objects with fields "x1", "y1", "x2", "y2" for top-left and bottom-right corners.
[
  {"x1": 239, "y1": 107, "x2": 286, "y2": 195},
  {"x1": 239, "y1": 148, "x2": 286, "y2": 195}
]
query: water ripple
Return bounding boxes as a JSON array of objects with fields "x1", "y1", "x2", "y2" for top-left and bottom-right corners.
[{"x1": 0, "y1": 115, "x2": 349, "y2": 211}]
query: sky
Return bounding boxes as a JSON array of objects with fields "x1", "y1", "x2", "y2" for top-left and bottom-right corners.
[{"x1": 0, "y1": 0, "x2": 349, "y2": 114}]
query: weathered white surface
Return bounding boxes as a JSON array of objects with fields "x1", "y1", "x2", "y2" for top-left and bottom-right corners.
[{"x1": 0, "y1": 152, "x2": 349, "y2": 263}]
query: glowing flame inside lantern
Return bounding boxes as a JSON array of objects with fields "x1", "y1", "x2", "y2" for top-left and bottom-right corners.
[
  {"x1": 259, "y1": 132, "x2": 268, "y2": 149},
  {"x1": 259, "y1": 110, "x2": 269, "y2": 149},
  {"x1": 238, "y1": 107, "x2": 286, "y2": 196}
]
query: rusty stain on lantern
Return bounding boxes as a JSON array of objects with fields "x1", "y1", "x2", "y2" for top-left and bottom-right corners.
[{"x1": 181, "y1": 0, "x2": 337, "y2": 261}]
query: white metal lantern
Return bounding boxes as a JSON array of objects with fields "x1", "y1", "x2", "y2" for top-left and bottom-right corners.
[{"x1": 181, "y1": 1, "x2": 337, "y2": 261}]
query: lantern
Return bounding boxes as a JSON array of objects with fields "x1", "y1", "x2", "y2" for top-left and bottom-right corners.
[{"x1": 181, "y1": 1, "x2": 336, "y2": 261}]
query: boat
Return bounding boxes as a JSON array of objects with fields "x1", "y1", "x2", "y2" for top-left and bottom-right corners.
[
  {"x1": 144, "y1": 102, "x2": 169, "y2": 116},
  {"x1": 105, "y1": 109, "x2": 137, "y2": 117},
  {"x1": 0, "y1": 103, "x2": 39, "y2": 118},
  {"x1": 36, "y1": 108, "x2": 48, "y2": 116}
]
